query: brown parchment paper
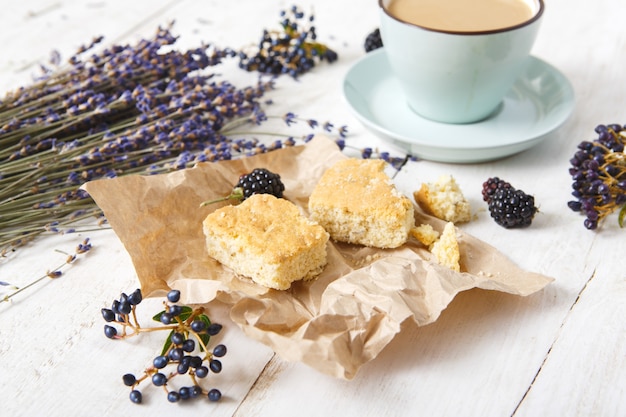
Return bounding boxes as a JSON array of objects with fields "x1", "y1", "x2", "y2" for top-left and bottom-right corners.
[{"x1": 83, "y1": 136, "x2": 553, "y2": 379}]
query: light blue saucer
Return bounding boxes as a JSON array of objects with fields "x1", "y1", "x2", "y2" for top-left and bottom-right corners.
[{"x1": 343, "y1": 48, "x2": 575, "y2": 163}]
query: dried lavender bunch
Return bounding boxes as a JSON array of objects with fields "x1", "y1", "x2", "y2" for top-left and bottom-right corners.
[{"x1": 0, "y1": 24, "x2": 279, "y2": 253}]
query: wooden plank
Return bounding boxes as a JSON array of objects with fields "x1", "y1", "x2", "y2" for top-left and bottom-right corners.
[
  {"x1": 514, "y1": 253, "x2": 626, "y2": 416},
  {"x1": 1, "y1": 0, "x2": 625, "y2": 416}
]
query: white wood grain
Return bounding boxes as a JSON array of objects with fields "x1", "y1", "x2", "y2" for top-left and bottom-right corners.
[{"x1": 0, "y1": 0, "x2": 624, "y2": 416}]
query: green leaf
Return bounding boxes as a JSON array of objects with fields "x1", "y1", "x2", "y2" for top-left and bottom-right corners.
[
  {"x1": 161, "y1": 329, "x2": 174, "y2": 356},
  {"x1": 152, "y1": 310, "x2": 165, "y2": 322},
  {"x1": 618, "y1": 204, "x2": 626, "y2": 228},
  {"x1": 198, "y1": 314, "x2": 212, "y2": 351},
  {"x1": 178, "y1": 306, "x2": 194, "y2": 321}
]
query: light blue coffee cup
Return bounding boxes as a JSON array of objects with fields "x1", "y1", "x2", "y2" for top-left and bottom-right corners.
[{"x1": 379, "y1": 0, "x2": 544, "y2": 124}]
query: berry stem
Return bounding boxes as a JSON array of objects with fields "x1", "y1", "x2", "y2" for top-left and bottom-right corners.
[{"x1": 199, "y1": 187, "x2": 244, "y2": 207}]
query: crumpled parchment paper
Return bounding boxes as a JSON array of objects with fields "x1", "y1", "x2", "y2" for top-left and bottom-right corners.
[{"x1": 83, "y1": 136, "x2": 553, "y2": 379}]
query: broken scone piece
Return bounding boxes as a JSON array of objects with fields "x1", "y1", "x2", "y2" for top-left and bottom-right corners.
[
  {"x1": 410, "y1": 223, "x2": 439, "y2": 247},
  {"x1": 202, "y1": 194, "x2": 329, "y2": 290},
  {"x1": 308, "y1": 158, "x2": 415, "y2": 249},
  {"x1": 430, "y1": 222, "x2": 461, "y2": 272},
  {"x1": 414, "y1": 175, "x2": 471, "y2": 223}
]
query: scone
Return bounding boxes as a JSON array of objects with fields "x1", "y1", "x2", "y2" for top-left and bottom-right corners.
[
  {"x1": 202, "y1": 194, "x2": 329, "y2": 290},
  {"x1": 308, "y1": 158, "x2": 414, "y2": 249},
  {"x1": 410, "y1": 223, "x2": 439, "y2": 247},
  {"x1": 430, "y1": 222, "x2": 461, "y2": 272},
  {"x1": 414, "y1": 175, "x2": 471, "y2": 223}
]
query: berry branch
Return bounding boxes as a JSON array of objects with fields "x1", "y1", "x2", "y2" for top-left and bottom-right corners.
[
  {"x1": 568, "y1": 124, "x2": 626, "y2": 230},
  {"x1": 102, "y1": 289, "x2": 226, "y2": 404}
]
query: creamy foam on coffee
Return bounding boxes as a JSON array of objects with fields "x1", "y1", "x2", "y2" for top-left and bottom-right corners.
[{"x1": 387, "y1": 0, "x2": 535, "y2": 32}]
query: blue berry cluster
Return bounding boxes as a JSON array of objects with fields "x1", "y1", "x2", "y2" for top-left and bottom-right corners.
[
  {"x1": 102, "y1": 289, "x2": 227, "y2": 405},
  {"x1": 568, "y1": 124, "x2": 626, "y2": 230},
  {"x1": 238, "y1": 5, "x2": 338, "y2": 78}
]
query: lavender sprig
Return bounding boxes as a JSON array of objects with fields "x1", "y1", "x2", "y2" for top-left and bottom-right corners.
[{"x1": 1, "y1": 237, "x2": 92, "y2": 303}]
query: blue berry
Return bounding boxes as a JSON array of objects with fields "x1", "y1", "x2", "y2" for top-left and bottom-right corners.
[
  {"x1": 209, "y1": 359, "x2": 222, "y2": 373},
  {"x1": 190, "y1": 320, "x2": 206, "y2": 332},
  {"x1": 104, "y1": 325, "x2": 117, "y2": 339},
  {"x1": 101, "y1": 308, "x2": 115, "y2": 322},
  {"x1": 160, "y1": 312, "x2": 173, "y2": 324},
  {"x1": 179, "y1": 386, "x2": 191, "y2": 400},
  {"x1": 128, "y1": 289, "x2": 142, "y2": 305},
  {"x1": 171, "y1": 332, "x2": 184, "y2": 345},
  {"x1": 167, "y1": 391, "x2": 180, "y2": 403},
  {"x1": 190, "y1": 385, "x2": 202, "y2": 398},
  {"x1": 152, "y1": 372, "x2": 167, "y2": 386},
  {"x1": 182, "y1": 339, "x2": 195, "y2": 352},
  {"x1": 212, "y1": 344, "x2": 227, "y2": 357},
  {"x1": 153, "y1": 355, "x2": 168, "y2": 369},
  {"x1": 208, "y1": 388, "x2": 222, "y2": 402},
  {"x1": 118, "y1": 300, "x2": 132, "y2": 315},
  {"x1": 167, "y1": 289, "x2": 181, "y2": 303},
  {"x1": 169, "y1": 347, "x2": 184, "y2": 361},
  {"x1": 169, "y1": 305, "x2": 182, "y2": 316},
  {"x1": 122, "y1": 373, "x2": 136, "y2": 386},
  {"x1": 207, "y1": 323, "x2": 222, "y2": 336},
  {"x1": 129, "y1": 390, "x2": 142, "y2": 404},
  {"x1": 195, "y1": 366, "x2": 209, "y2": 378},
  {"x1": 177, "y1": 361, "x2": 190, "y2": 375},
  {"x1": 189, "y1": 356, "x2": 203, "y2": 369}
]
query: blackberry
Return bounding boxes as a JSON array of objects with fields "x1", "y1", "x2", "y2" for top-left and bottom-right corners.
[
  {"x1": 488, "y1": 187, "x2": 537, "y2": 228},
  {"x1": 481, "y1": 177, "x2": 512, "y2": 202},
  {"x1": 364, "y1": 28, "x2": 383, "y2": 52},
  {"x1": 235, "y1": 168, "x2": 285, "y2": 200},
  {"x1": 201, "y1": 168, "x2": 285, "y2": 206}
]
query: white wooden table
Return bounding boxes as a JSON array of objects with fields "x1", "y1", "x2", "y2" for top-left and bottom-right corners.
[{"x1": 1, "y1": 1, "x2": 624, "y2": 416}]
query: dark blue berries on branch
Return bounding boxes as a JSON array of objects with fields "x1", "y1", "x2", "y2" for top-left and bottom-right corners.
[
  {"x1": 238, "y1": 5, "x2": 338, "y2": 78},
  {"x1": 568, "y1": 124, "x2": 626, "y2": 230},
  {"x1": 102, "y1": 289, "x2": 226, "y2": 405},
  {"x1": 364, "y1": 28, "x2": 383, "y2": 52}
]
